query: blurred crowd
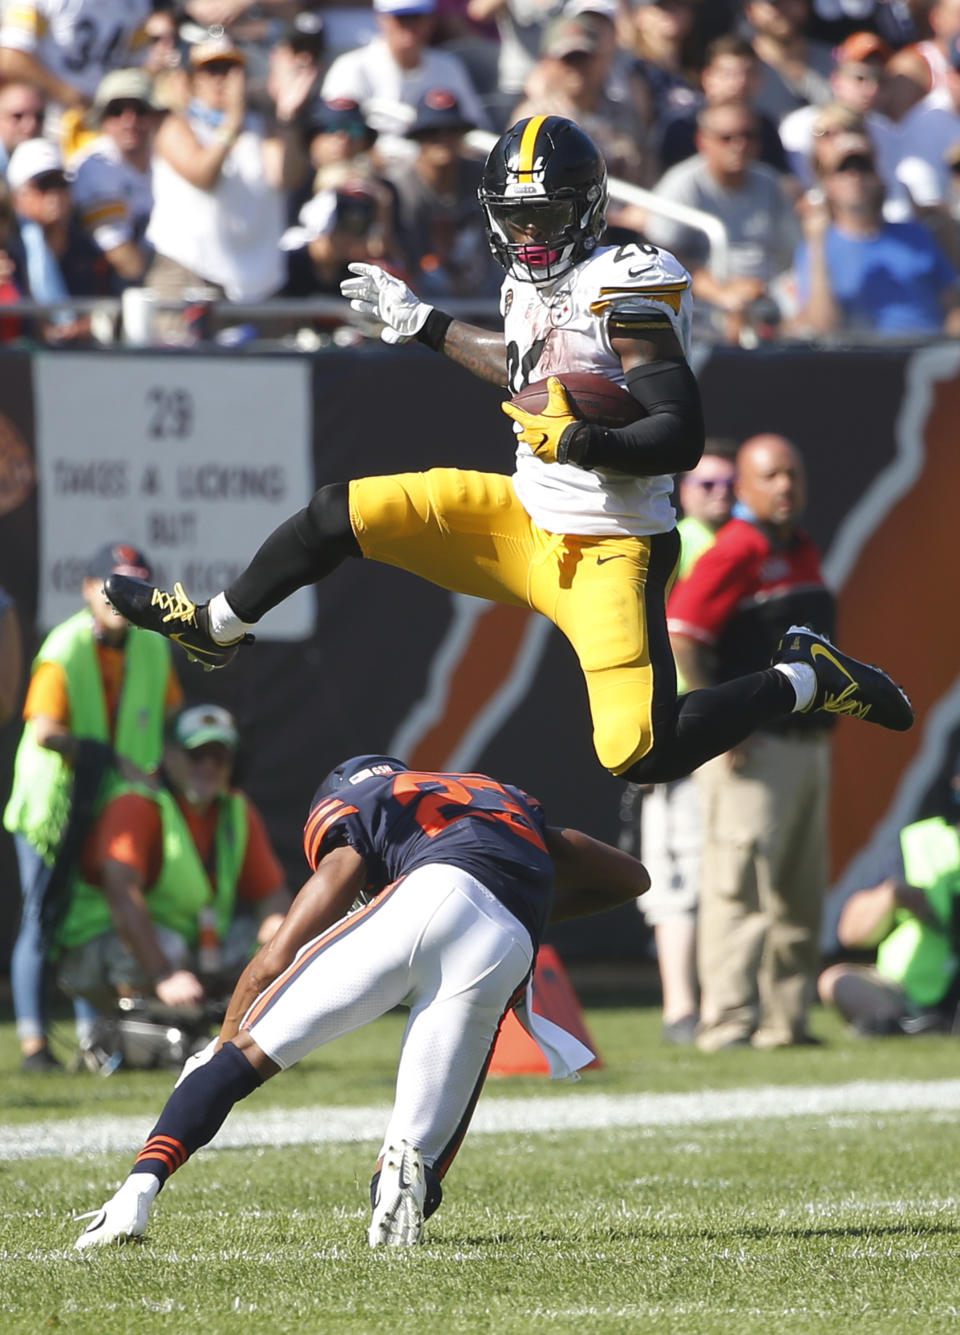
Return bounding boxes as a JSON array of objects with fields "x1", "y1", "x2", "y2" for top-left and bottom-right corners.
[{"x1": 0, "y1": 0, "x2": 957, "y2": 343}]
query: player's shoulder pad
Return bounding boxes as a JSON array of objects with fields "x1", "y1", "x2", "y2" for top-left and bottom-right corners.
[{"x1": 584, "y1": 242, "x2": 692, "y2": 321}]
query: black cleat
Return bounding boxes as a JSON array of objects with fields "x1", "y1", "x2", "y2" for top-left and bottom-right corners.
[
  {"x1": 773, "y1": 625, "x2": 914, "y2": 732},
  {"x1": 103, "y1": 575, "x2": 251, "y2": 671}
]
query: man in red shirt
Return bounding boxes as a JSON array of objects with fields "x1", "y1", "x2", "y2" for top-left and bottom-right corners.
[
  {"x1": 56, "y1": 704, "x2": 290, "y2": 1030},
  {"x1": 667, "y1": 434, "x2": 833, "y2": 1051}
]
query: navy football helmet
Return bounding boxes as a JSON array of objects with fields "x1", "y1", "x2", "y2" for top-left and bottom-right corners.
[
  {"x1": 479, "y1": 115, "x2": 608, "y2": 285},
  {"x1": 311, "y1": 754, "x2": 408, "y2": 808}
]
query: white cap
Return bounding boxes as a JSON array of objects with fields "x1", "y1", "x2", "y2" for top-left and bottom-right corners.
[
  {"x1": 374, "y1": 0, "x2": 436, "y2": 14},
  {"x1": 7, "y1": 137, "x2": 65, "y2": 192},
  {"x1": 565, "y1": 0, "x2": 618, "y2": 17}
]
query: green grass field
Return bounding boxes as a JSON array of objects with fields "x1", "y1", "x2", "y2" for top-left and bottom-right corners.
[{"x1": 3, "y1": 1003, "x2": 960, "y2": 1335}]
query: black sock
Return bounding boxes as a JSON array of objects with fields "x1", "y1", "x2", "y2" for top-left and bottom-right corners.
[
  {"x1": 626, "y1": 668, "x2": 795, "y2": 784},
  {"x1": 225, "y1": 482, "x2": 360, "y2": 623},
  {"x1": 131, "y1": 1042, "x2": 263, "y2": 1187}
]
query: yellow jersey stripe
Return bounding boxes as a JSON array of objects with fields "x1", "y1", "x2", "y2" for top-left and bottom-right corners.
[
  {"x1": 81, "y1": 202, "x2": 127, "y2": 226},
  {"x1": 517, "y1": 115, "x2": 547, "y2": 180}
]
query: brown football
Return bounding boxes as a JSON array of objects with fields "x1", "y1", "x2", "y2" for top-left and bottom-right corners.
[{"x1": 507, "y1": 372, "x2": 644, "y2": 428}]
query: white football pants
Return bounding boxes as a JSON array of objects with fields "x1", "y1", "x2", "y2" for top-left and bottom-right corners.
[{"x1": 241, "y1": 862, "x2": 534, "y2": 1174}]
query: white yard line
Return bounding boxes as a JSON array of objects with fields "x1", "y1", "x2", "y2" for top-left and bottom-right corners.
[{"x1": 3, "y1": 1078, "x2": 960, "y2": 1161}]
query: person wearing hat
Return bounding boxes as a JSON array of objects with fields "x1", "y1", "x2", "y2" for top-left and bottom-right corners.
[
  {"x1": 55, "y1": 703, "x2": 290, "y2": 1031},
  {"x1": 144, "y1": 29, "x2": 312, "y2": 322},
  {"x1": 303, "y1": 97, "x2": 378, "y2": 194},
  {"x1": 513, "y1": 12, "x2": 648, "y2": 186},
  {"x1": 0, "y1": 0, "x2": 153, "y2": 149},
  {"x1": 779, "y1": 33, "x2": 900, "y2": 192},
  {"x1": 320, "y1": 0, "x2": 488, "y2": 162},
  {"x1": 7, "y1": 135, "x2": 112, "y2": 343},
  {"x1": 385, "y1": 87, "x2": 499, "y2": 298},
  {"x1": 70, "y1": 69, "x2": 162, "y2": 286},
  {"x1": 792, "y1": 126, "x2": 960, "y2": 334},
  {"x1": 4, "y1": 544, "x2": 183, "y2": 1071},
  {"x1": 818, "y1": 754, "x2": 960, "y2": 1037}
]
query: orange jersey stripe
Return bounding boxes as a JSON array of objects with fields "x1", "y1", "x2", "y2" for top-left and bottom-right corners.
[
  {"x1": 304, "y1": 802, "x2": 357, "y2": 868},
  {"x1": 302, "y1": 796, "x2": 343, "y2": 854}
]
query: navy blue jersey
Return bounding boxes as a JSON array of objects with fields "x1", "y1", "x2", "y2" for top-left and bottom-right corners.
[{"x1": 303, "y1": 769, "x2": 555, "y2": 946}]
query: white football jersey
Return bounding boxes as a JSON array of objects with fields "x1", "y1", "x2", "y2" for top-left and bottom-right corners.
[
  {"x1": 0, "y1": 0, "x2": 150, "y2": 127},
  {"x1": 502, "y1": 241, "x2": 693, "y2": 538},
  {"x1": 71, "y1": 134, "x2": 153, "y2": 252}
]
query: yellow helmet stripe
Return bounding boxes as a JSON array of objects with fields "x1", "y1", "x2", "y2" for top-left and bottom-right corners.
[{"x1": 517, "y1": 115, "x2": 548, "y2": 180}]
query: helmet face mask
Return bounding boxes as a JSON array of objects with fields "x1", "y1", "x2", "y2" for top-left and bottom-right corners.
[{"x1": 479, "y1": 115, "x2": 608, "y2": 286}]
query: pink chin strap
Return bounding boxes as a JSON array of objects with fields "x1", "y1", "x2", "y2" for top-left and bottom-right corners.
[{"x1": 515, "y1": 244, "x2": 560, "y2": 267}]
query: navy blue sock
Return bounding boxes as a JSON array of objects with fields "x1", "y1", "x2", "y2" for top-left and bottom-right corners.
[{"x1": 132, "y1": 1042, "x2": 263, "y2": 1186}]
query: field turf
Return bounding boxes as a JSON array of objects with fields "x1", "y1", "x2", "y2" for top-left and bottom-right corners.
[{"x1": 2, "y1": 1003, "x2": 959, "y2": 1335}]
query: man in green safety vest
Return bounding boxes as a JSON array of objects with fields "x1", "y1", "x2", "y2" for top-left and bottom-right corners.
[
  {"x1": 55, "y1": 703, "x2": 290, "y2": 1028},
  {"x1": 818, "y1": 755, "x2": 960, "y2": 1035},
  {"x1": 4, "y1": 543, "x2": 182, "y2": 1071}
]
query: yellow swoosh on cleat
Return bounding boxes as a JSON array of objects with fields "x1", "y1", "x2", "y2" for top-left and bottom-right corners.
[{"x1": 809, "y1": 642, "x2": 858, "y2": 686}]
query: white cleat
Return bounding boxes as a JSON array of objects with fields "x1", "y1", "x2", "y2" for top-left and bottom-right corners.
[
  {"x1": 74, "y1": 1187, "x2": 154, "y2": 1251},
  {"x1": 368, "y1": 1141, "x2": 426, "y2": 1247}
]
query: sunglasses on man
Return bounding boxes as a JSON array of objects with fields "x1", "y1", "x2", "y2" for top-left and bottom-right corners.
[{"x1": 103, "y1": 98, "x2": 152, "y2": 119}]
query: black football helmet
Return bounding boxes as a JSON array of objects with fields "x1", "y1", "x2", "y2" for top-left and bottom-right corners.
[
  {"x1": 479, "y1": 115, "x2": 608, "y2": 286},
  {"x1": 311, "y1": 754, "x2": 408, "y2": 808}
]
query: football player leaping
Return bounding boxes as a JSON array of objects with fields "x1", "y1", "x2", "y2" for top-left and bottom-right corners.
[{"x1": 105, "y1": 116, "x2": 913, "y2": 782}]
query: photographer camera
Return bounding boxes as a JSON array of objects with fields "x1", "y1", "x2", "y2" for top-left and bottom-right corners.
[{"x1": 54, "y1": 703, "x2": 290, "y2": 1070}]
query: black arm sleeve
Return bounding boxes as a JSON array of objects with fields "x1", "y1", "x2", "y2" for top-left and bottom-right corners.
[{"x1": 560, "y1": 359, "x2": 705, "y2": 477}]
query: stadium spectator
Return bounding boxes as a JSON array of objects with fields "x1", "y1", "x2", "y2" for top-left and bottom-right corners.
[
  {"x1": 818, "y1": 754, "x2": 960, "y2": 1036},
  {"x1": 464, "y1": 0, "x2": 565, "y2": 106},
  {"x1": 385, "y1": 88, "x2": 501, "y2": 298},
  {"x1": 263, "y1": 15, "x2": 329, "y2": 123},
  {"x1": 142, "y1": 9, "x2": 191, "y2": 116},
  {"x1": 628, "y1": 0, "x2": 699, "y2": 134},
  {"x1": 791, "y1": 131, "x2": 960, "y2": 335},
  {"x1": 70, "y1": 70, "x2": 160, "y2": 287},
  {"x1": 0, "y1": 83, "x2": 45, "y2": 177},
  {"x1": 145, "y1": 31, "x2": 309, "y2": 327},
  {"x1": 56, "y1": 703, "x2": 290, "y2": 1027},
  {"x1": 3, "y1": 543, "x2": 181, "y2": 1072},
  {"x1": 625, "y1": 443, "x2": 738, "y2": 1046},
  {"x1": 7, "y1": 137, "x2": 112, "y2": 344},
  {"x1": 320, "y1": 0, "x2": 489, "y2": 160},
  {"x1": 801, "y1": 101, "x2": 916, "y2": 222},
  {"x1": 913, "y1": 0, "x2": 960, "y2": 96},
  {"x1": 880, "y1": 45, "x2": 932, "y2": 125},
  {"x1": 779, "y1": 32, "x2": 895, "y2": 189},
  {"x1": 300, "y1": 97, "x2": 380, "y2": 196},
  {"x1": 645, "y1": 100, "x2": 799, "y2": 342},
  {"x1": 743, "y1": 0, "x2": 834, "y2": 125},
  {"x1": 667, "y1": 435, "x2": 834, "y2": 1051},
  {"x1": 658, "y1": 34, "x2": 789, "y2": 175},
  {"x1": 0, "y1": 1, "x2": 153, "y2": 151},
  {"x1": 512, "y1": 13, "x2": 650, "y2": 185},
  {"x1": 281, "y1": 179, "x2": 402, "y2": 297},
  {"x1": 74, "y1": 753, "x2": 649, "y2": 1251},
  {"x1": 895, "y1": 35, "x2": 960, "y2": 211},
  {"x1": 0, "y1": 178, "x2": 28, "y2": 339}
]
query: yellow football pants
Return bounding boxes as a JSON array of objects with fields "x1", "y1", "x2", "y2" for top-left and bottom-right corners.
[{"x1": 349, "y1": 469, "x2": 680, "y2": 775}]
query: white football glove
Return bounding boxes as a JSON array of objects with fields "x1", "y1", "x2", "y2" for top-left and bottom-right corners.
[
  {"x1": 340, "y1": 262, "x2": 433, "y2": 345},
  {"x1": 174, "y1": 1036, "x2": 218, "y2": 1088}
]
